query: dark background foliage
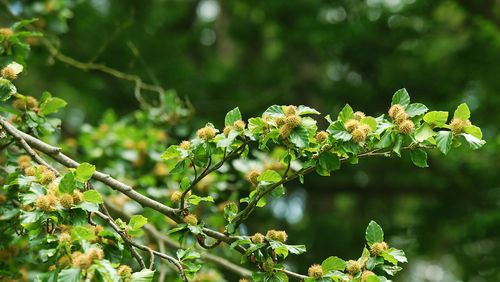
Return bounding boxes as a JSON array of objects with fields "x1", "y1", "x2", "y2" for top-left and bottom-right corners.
[{"x1": 3, "y1": 0, "x2": 500, "y2": 280}]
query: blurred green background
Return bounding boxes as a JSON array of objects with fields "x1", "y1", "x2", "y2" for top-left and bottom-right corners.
[{"x1": 3, "y1": 0, "x2": 500, "y2": 281}]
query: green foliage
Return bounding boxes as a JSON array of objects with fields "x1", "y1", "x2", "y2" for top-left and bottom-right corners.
[{"x1": 0, "y1": 11, "x2": 490, "y2": 282}]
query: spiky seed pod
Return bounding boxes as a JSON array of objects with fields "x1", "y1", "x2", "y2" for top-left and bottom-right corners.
[
  {"x1": 39, "y1": 170, "x2": 56, "y2": 184},
  {"x1": 71, "y1": 252, "x2": 92, "y2": 269},
  {"x1": 24, "y1": 166, "x2": 36, "y2": 176},
  {"x1": 285, "y1": 115, "x2": 302, "y2": 128},
  {"x1": 354, "y1": 111, "x2": 366, "y2": 121},
  {"x1": 179, "y1": 140, "x2": 191, "y2": 150},
  {"x1": 196, "y1": 126, "x2": 216, "y2": 141},
  {"x1": 0, "y1": 28, "x2": 13, "y2": 37},
  {"x1": 17, "y1": 155, "x2": 32, "y2": 169},
  {"x1": 358, "y1": 124, "x2": 372, "y2": 135},
  {"x1": 72, "y1": 190, "x2": 84, "y2": 204},
  {"x1": 47, "y1": 194, "x2": 58, "y2": 207},
  {"x1": 223, "y1": 126, "x2": 232, "y2": 137},
  {"x1": 283, "y1": 105, "x2": 297, "y2": 116},
  {"x1": 449, "y1": 118, "x2": 465, "y2": 134},
  {"x1": 25, "y1": 96, "x2": 38, "y2": 109},
  {"x1": 398, "y1": 119, "x2": 415, "y2": 135},
  {"x1": 370, "y1": 242, "x2": 389, "y2": 256},
  {"x1": 275, "y1": 116, "x2": 286, "y2": 126},
  {"x1": 184, "y1": 214, "x2": 198, "y2": 225},
  {"x1": 170, "y1": 191, "x2": 183, "y2": 203},
  {"x1": 118, "y1": 265, "x2": 132, "y2": 277},
  {"x1": 88, "y1": 247, "x2": 105, "y2": 260},
  {"x1": 234, "y1": 120, "x2": 246, "y2": 130},
  {"x1": 344, "y1": 119, "x2": 360, "y2": 133},
  {"x1": 12, "y1": 98, "x2": 27, "y2": 110},
  {"x1": 246, "y1": 170, "x2": 260, "y2": 186},
  {"x1": 394, "y1": 111, "x2": 409, "y2": 124},
  {"x1": 1, "y1": 66, "x2": 17, "y2": 80},
  {"x1": 346, "y1": 260, "x2": 362, "y2": 275},
  {"x1": 351, "y1": 128, "x2": 367, "y2": 143},
  {"x1": 251, "y1": 233, "x2": 265, "y2": 244},
  {"x1": 361, "y1": 271, "x2": 376, "y2": 282},
  {"x1": 47, "y1": 182, "x2": 58, "y2": 194},
  {"x1": 262, "y1": 257, "x2": 275, "y2": 273},
  {"x1": 279, "y1": 124, "x2": 294, "y2": 138},
  {"x1": 266, "y1": 230, "x2": 288, "y2": 242},
  {"x1": 315, "y1": 131, "x2": 329, "y2": 143},
  {"x1": 308, "y1": 264, "x2": 324, "y2": 278},
  {"x1": 59, "y1": 193, "x2": 74, "y2": 209},
  {"x1": 35, "y1": 196, "x2": 52, "y2": 212},
  {"x1": 59, "y1": 232, "x2": 72, "y2": 244},
  {"x1": 388, "y1": 104, "x2": 404, "y2": 119}
]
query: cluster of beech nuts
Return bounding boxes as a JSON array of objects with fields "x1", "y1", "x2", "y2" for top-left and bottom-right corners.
[
  {"x1": 344, "y1": 111, "x2": 372, "y2": 143},
  {"x1": 272, "y1": 105, "x2": 302, "y2": 138},
  {"x1": 196, "y1": 126, "x2": 217, "y2": 141},
  {"x1": 388, "y1": 104, "x2": 414, "y2": 134},
  {"x1": 306, "y1": 241, "x2": 389, "y2": 280},
  {"x1": 250, "y1": 229, "x2": 288, "y2": 244},
  {"x1": 18, "y1": 155, "x2": 84, "y2": 212}
]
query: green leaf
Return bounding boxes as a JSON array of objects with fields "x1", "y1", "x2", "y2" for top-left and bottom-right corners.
[
  {"x1": 321, "y1": 256, "x2": 346, "y2": 272},
  {"x1": 161, "y1": 145, "x2": 181, "y2": 160},
  {"x1": 129, "y1": 215, "x2": 148, "y2": 230},
  {"x1": 57, "y1": 268, "x2": 81, "y2": 282},
  {"x1": 337, "y1": 104, "x2": 354, "y2": 122},
  {"x1": 423, "y1": 111, "x2": 448, "y2": 127},
  {"x1": 463, "y1": 125, "x2": 482, "y2": 139},
  {"x1": 405, "y1": 103, "x2": 428, "y2": 117},
  {"x1": 0, "y1": 78, "x2": 17, "y2": 101},
  {"x1": 71, "y1": 226, "x2": 96, "y2": 241},
  {"x1": 391, "y1": 88, "x2": 410, "y2": 107},
  {"x1": 59, "y1": 173, "x2": 75, "y2": 193},
  {"x1": 318, "y1": 151, "x2": 340, "y2": 173},
  {"x1": 410, "y1": 149, "x2": 428, "y2": 168},
  {"x1": 257, "y1": 170, "x2": 282, "y2": 183},
  {"x1": 188, "y1": 195, "x2": 214, "y2": 205},
  {"x1": 388, "y1": 248, "x2": 407, "y2": 263},
  {"x1": 225, "y1": 107, "x2": 242, "y2": 126},
  {"x1": 131, "y1": 269, "x2": 155, "y2": 282},
  {"x1": 453, "y1": 103, "x2": 470, "y2": 120},
  {"x1": 327, "y1": 121, "x2": 351, "y2": 141},
  {"x1": 297, "y1": 105, "x2": 320, "y2": 115},
  {"x1": 436, "y1": 131, "x2": 453, "y2": 155},
  {"x1": 286, "y1": 244, "x2": 307, "y2": 255},
  {"x1": 83, "y1": 190, "x2": 103, "y2": 204},
  {"x1": 289, "y1": 126, "x2": 309, "y2": 148},
  {"x1": 415, "y1": 124, "x2": 435, "y2": 142},
  {"x1": 461, "y1": 133, "x2": 486, "y2": 150},
  {"x1": 75, "y1": 163, "x2": 96, "y2": 182},
  {"x1": 360, "y1": 117, "x2": 377, "y2": 132},
  {"x1": 365, "y1": 220, "x2": 384, "y2": 245},
  {"x1": 264, "y1": 105, "x2": 284, "y2": 117},
  {"x1": 39, "y1": 92, "x2": 67, "y2": 116}
]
